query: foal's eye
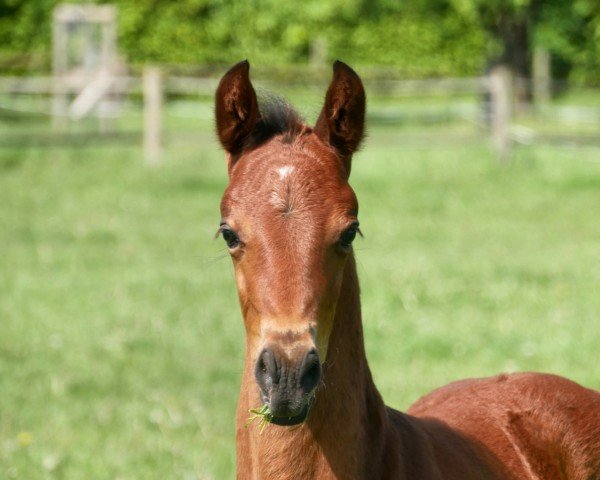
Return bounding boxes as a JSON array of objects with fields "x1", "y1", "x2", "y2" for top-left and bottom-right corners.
[
  {"x1": 339, "y1": 223, "x2": 360, "y2": 249},
  {"x1": 220, "y1": 226, "x2": 240, "y2": 249}
]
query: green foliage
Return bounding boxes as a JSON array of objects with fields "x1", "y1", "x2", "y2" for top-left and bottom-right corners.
[
  {"x1": 0, "y1": 0, "x2": 57, "y2": 71},
  {"x1": 445, "y1": 0, "x2": 600, "y2": 82},
  {"x1": 0, "y1": 1, "x2": 598, "y2": 78},
  {"x1": 532, "y1": 0, "x2": 600, "y2": 83},
  {"x1": 335, "y1": 14, "x2": 487, "y2": 76},
  {"x1": 0, "y1": 0, "x2": 534, "y2": 76}
]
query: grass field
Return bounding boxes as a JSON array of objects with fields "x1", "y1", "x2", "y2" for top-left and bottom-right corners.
[{"x1": 1, "y1": 108, "x2": 599, "y2": 479}]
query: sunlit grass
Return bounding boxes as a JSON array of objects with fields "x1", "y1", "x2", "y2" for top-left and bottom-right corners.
[{"x1": 1, "y1": 113, "x2": 599, "y2": 478}]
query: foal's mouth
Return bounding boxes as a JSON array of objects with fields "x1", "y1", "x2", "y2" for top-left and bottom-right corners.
[
  {"x1": 271, "y1": 403, "x2": 310, "y2": 427},
  {"x1": 269, "y1": 400, "x2": 312, "y2": 426},
  {"x1": 258, "y1": 392, "x2": 316, "y2": 427}
]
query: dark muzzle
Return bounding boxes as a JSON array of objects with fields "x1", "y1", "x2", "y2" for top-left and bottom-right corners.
[{"x1": 254, "y1": 346, "x2": 321, "y2": 425}]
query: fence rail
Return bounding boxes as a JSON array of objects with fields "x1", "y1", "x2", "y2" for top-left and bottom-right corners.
[
  {"x1": 0, "y1": 75, "x2": 493, "y2": 96},
  {"x1": 0, "y1": 68, "x2": 598, "y2": 164}
]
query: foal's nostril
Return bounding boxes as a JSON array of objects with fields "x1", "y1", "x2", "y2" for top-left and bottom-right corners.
[
  {"x1": 255, "y1": 348, "x2": 279, "y2": 393},
  {"x1": 300, "y1": 348, "x2": 322, "y2": 394}
]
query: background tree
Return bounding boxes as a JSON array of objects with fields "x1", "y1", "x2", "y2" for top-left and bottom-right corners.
[
  {"x1": 0, "y1": 0, "x2": 597, "y2": 83},
  {"x1": 446, "y1": 0, "x2": 600, "y2": 82}
]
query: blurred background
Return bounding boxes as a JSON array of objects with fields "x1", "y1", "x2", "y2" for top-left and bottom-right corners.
[{"x1": 1, "y1": 0, "x2": 599, "y2": 478}]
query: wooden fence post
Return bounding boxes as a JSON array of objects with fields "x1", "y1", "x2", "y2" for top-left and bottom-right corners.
[
  {"x1": 310, "y1": 36, "x2": 328, "y2": 68},
  {"x1": 52, "y1": 8, "x2": 68, "y2": 130},
  {"x1": 143, "y1": 66, "x2": 162, "y2": 166},
  {"x1": 533, "y1": 47, "x2": 551, "y2": 105},
  {"x1": 489, "y1": 65, "x2": 513, "y2": 163}
]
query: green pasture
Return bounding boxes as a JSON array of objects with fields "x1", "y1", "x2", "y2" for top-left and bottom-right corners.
[{"x1": 1, "y1": 109, "x2": 599, "y2": 479}]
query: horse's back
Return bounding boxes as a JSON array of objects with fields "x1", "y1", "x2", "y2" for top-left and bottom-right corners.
[{"x1": 405, "y1": 372, "x2": 600, "y2": 479}]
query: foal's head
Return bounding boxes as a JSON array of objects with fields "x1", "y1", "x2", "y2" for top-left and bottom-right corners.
[{"x1": 215, "y1": 60, "x2": 365, "y2": 425}]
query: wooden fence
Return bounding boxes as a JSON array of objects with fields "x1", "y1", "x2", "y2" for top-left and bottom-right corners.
[{"x1": 0, "y1": 67, "x2": 598, "y2": 165}]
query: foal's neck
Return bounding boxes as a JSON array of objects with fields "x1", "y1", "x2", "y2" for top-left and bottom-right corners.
[{"x1": 237, "y1": 255, "x2": 392, "y2": 479}]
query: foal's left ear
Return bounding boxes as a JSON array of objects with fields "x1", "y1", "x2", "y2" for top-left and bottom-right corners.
[
  {"x1": 215, "y1": 60, "x2": 260, "y2": 159},
  {"x1": 315, "y1": 61, "x2": 366, "y2": 174}
]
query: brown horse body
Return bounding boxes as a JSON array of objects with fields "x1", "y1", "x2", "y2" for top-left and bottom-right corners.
[{"x1": 214, "y1": 61, "x2": 600, "y2": 479}]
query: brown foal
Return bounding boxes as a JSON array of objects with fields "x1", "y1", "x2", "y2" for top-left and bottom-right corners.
[{"x1": 214, "y1": 60, "x2": 600, "y2": 479}]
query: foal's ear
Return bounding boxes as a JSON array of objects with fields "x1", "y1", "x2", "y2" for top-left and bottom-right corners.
[
  {"x1": 315, "y1": 61, "x2": 365, "y2": 173},
  {"x1": 215, "y1": 60, "x2": 260, "y2": 158}
]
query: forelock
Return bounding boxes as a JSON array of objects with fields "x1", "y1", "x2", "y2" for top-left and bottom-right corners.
[{"x1": 244, "y1": 93, "x2": 307, "y2": 149}]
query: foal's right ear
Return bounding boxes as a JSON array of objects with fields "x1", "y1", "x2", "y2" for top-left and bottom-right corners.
[{"x1": 215, "y1": 60, "x2": 260, "y2": 158}]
